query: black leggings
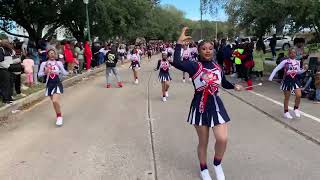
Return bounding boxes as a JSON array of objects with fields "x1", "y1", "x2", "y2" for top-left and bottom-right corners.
[
  {"x1": 10, "y1": 73, "x2": 21, "y2": 95},
  {"x1": 256, "y1": 71, "x2": 263, "y2": 78},
  {"x1": 0, "y1": 69, "x2": 13, "y2": 102}
]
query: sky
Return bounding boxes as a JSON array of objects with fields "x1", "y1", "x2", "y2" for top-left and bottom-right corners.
[{"x1": 160, "y1": 0, "x2": 228, "y2": 21}]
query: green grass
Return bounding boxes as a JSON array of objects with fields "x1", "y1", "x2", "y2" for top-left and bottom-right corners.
[{"x1": 264, "y1": 63, "x2": 276, "y2": 74}]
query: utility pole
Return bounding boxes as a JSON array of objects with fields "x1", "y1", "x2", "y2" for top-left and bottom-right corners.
[{"x1": 200, "y1": 0, "x2": 203, "y2": 40}]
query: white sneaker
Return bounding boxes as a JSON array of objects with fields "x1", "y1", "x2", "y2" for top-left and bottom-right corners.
[
  {"x1": 200, "y1": 169, "x2": 212, "y2": 180},
  {"x1": 284, "y1": 112, "x2": 293, "y2": 119},
  {"x1": 294, "y1": 109, "x2": 301, "y2": 118},
  {"x1": 182, "y1": 79, "x2": 186, "y2": 83},
  {"x1": 162, "y1": 97, "x2": 167, "y2": 102},
  {"x1": 135, "y1": 79, "x2": 139, "y2": 84},
  {"x1": 56, "y1": 117, "x2": 63, "y2": 126},
  {"x1": 165, "y1": 91, "x2": 169, "y2": 97},
  {"x1": 214, "y1": 165, "x2": 225, "y2": 180}
]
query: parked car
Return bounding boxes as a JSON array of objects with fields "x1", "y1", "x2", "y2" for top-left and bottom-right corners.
[
  {"x1": 238, "y1": 36, "x2": 257, "y2": 43},
  {"x1": 264, "y1": 36, "x2": 293, "y2": 51}
]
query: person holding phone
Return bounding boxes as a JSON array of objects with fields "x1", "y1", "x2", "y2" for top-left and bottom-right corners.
[{"x1": 172, "y1": 27, "x2": 243, "y2": 180}]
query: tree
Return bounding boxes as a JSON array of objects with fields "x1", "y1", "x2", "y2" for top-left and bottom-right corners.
[{"x1": 0, "y1": 0, "x2": 65, "y2": 42}]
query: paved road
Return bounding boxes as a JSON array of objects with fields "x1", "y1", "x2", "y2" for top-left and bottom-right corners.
[{"x1": 0, "y1": 56, "x2": 319, "y2": 180}]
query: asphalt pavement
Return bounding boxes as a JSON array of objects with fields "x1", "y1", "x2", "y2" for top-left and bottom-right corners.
[{"x1": 0, "y1": 56, "x2": 319, "y2": 180}]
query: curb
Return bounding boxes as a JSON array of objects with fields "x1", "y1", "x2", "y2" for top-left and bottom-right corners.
[
  {"x1": 223, "y1": 89, "x2": 320, "y2": 146},
  {"x1": 0, "y1": 67, "x2": 105, "y2": 118}
]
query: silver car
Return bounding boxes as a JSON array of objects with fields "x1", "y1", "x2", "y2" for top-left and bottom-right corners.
[{"x1": 264, "y1": 36, "x2": 294, "y2": 51}]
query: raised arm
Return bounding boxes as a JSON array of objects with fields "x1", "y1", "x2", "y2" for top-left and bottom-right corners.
[{"x1": 269, "y1": 60, "x2": 286, "y2": 81}]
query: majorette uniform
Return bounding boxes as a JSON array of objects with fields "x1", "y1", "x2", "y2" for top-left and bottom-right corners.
[
  {"x1": 130, "y1": 53, "x2": 141, "y2": 70},
  {"x1": 38, "y1": 60, "x2": 68, "y2": 96},
  {"x1": 173, "y1": 44, "x2": 235, "y2": 127},
  {"x1": 156, "y1": 59, "x2": 172, "y2": 82},
  {"x1": 269, "y1": 58, "x2": 304, "y2": 91}
]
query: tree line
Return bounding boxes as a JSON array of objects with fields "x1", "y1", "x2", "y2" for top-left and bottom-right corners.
[
  {"x1": 0, "y1": 0, "x2": 233, "y2": 43},
  {"x1": 203, "y1": 0, "x2": 320, "y2": 41}
]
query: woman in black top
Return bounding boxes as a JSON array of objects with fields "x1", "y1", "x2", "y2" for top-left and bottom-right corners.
[{"x1": 0, "y1": 40, "x2": 14, "y2": 104}]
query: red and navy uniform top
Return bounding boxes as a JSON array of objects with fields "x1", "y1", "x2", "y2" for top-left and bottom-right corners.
[
  {"x1": 172, "y1": 44, "x2": 234, "y2": 92},
  {"x1": 155, "y1": 59, "x2": 172, "y2": 73}
]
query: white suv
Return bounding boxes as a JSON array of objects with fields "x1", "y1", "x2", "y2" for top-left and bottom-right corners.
[{"x1": 264, "y1": 36, "x2": 294, "y2": 51}]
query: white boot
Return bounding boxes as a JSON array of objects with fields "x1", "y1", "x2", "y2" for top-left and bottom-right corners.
[
  {"x1": 200, "y1": 169, "x2": 212, "y2": 180},
  {"x1": 214, "y1": 165, "x2": 225, "y2": 180}
]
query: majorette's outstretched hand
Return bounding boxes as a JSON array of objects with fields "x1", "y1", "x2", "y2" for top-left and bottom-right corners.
[{"x1": 178, "y1": 27, "x2": 192, "y2": 44}]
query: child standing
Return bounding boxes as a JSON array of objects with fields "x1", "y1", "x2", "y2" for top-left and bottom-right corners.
[
  {"x1": 22, "y1": 54, "x2": 35, "y2": 87},
  {"x1": 253, "y1": 47, "x2": 264, "y2": 81},
  {"x1": 105, "y1": 45, "x2": 123, "y2": 88}
]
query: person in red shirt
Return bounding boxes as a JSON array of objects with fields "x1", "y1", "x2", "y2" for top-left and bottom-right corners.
[
  {"x1": 84, "y1": 41, "x2": 92, "y2": 70},
  {"x1": 63, "y1": 41, "x2": 75, "y2": 73}
]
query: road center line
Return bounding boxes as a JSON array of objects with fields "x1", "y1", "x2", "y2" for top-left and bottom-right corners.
[{"x1": 249, "y1": 91, "x2": 320, "y2": 123}]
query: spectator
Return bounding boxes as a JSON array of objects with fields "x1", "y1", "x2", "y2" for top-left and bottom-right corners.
[
  {"x1": 22, "y1": 53, "x2": 34, "y2": 87},
  {"x1": 27, "y1": 41, "x2": 40, "y2": 85},
  {"x1": 0, "y1": 39, "x2": 14, "y2": 104},
  {"x1": 74, "y1": 42, "x2": 85, "y2": 74},
  {"x1": 294, "y1": 38, "x2": 308, "y2": 68},
  {"x1": 64, "y1": 41, "x2": 75, "y2": 73},
  {"x1": 38, "y1": 39, "x2": 47, "y2": 63},
  {"x1": 10, "y1": 42, "x2": 25, "y2": 97},
  {"x1": 84, "y1": 41, "x2": 92, "y2": 70},
  {"x1": 314, "y1": 67, "x2": 320, "y2": 103},
  {"x1": 223, "y1": 44, "x2": 233, "y2": 75},
  {"x1": 270, "y1": 34, "x2": 277, "y2": 59},
  {"x1": 253, "y1": 37, "x2": 266, "y2": 81},
  {"x1": 105, "y1": 45, "x2": 123, "y2": 88},
  {"x1": 21, "y1": 38, "x2": 29, "y2": 60}
]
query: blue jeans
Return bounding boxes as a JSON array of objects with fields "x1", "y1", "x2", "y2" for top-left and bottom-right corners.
[
  {"x1": 316, "y1": 89, "x2": 320, "y2": 101},
  {"x1": 98, "y1": 53, "x2": 105, "y2": 66}
]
